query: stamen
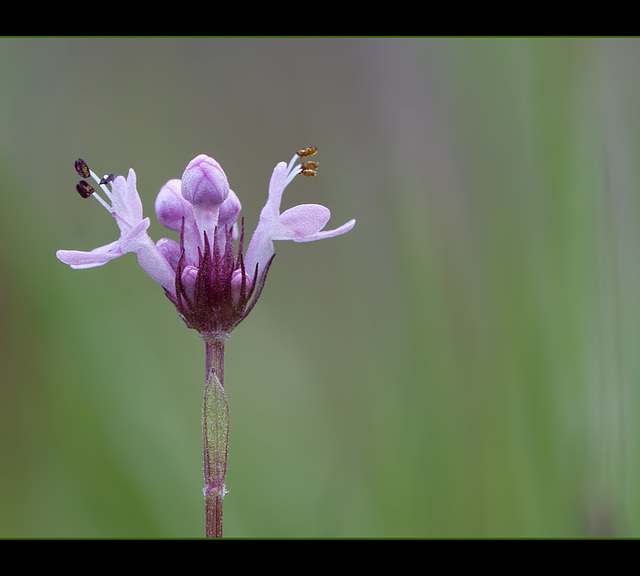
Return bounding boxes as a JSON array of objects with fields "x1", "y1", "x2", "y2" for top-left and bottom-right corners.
[
  {"x1": 301, "y1": 161, "x2": 319, "y2": 176},
  {"x1": 296, "y1": 146, "x2": 317, "y2": 158},
  {"x1": 285, "y1": 147, "x2": 320, "y2": 186},
  {"x1": 72, "y1": 157, "x2": 114, "y2": 212},
  {"x1": 76, "y1": 180, "x2": 95, "y2": 198},
  {"x1": 284, "y1": 164, "x2": 302, "y2": 188},
  {"x1": 89, "y1": 169, "x2": 113, "y2": 202},
  {"x1": 74, "y1": 158, "x2": 91, "y2": 178}
]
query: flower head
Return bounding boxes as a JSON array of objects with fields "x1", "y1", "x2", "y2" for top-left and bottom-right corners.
[{"x1": 57, "y1": 149, "x2": 355, "y2": 340}]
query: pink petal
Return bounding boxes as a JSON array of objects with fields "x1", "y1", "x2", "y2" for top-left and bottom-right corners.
[
  {"x1": 261, "y1": 162, "x2": 288, "y2": 218},
  {"x1": 56, "y1": 240, "x2": 123, "y2": 269},
  {"x1": 111, "y1": 169, "x2": 143, "y2": 231},
  {"x1": 293, "y1": 218, "x2": 356, "y2": 242},
  {"x1": 134, "y1": 235, "x2": 179, "y2": 295},
  {"x1": 275, "y1": 204, "x2": 330, "y2": 240},
  {"x1": 118, "y1": 217, "x2": 151, "y2": 253}
]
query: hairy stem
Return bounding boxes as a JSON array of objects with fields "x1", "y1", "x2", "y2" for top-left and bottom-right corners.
[{"x1": 203, "y1": 337, "x2": 229, "y2": 538}]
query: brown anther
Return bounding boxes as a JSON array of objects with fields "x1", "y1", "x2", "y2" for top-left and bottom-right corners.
[
  {"x1": 300, "y1": 169, "x2": 317, "y2": 177},
  {"x1": 296, "y1": 146, "x2": 318, "y2": 158},
  {"x1": 76, "y1": 180, "x2": 95, "y2": 198},
  {"x1": 74, "y1": 158, "x2": 91, "y2": 178},
  {"x1": 99, "y1": 173, "x2": 115, "y2": 185},
  {"x1": 301, "y1": 161, "x2": 319, "y2": 171}
]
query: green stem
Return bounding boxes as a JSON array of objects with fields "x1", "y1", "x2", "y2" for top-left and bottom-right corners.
[{"x1": 203, "y1": 337, "x2": 229, "y2": 538}]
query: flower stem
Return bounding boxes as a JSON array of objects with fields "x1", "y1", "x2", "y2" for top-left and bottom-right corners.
[{"x1": 203, "y1": 337, "x2": 229, "y2": 538}]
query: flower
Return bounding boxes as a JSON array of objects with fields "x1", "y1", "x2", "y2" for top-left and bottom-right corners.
[
  {"x1": 56, "y1": 160, "x2": 176, "y2": 295},
  {"x1": 57, "y1": 148, "x2": 355, "y2": 539},
  {"x1": 244, "y1": 147, "x2": 356, "y2": 286},
  {"x1": 57, "y1": 148, "x2": 355, "y2": 339}
]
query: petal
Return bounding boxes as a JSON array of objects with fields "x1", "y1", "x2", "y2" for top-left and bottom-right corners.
[
  {"x1": 243, "y1": 162, "x2": 292, "y2": 277},
  {"x1": 274, "y1": 205, "x2": 355, "y2": 243},
  {"x1": 274, "y1": 204, "x2": 331, "y2": 240},
  {"x1": 260, "y1": 162, "x2": 288, "y2": 219},
  {"x1": 56, "y1": 240, "x2": 123, "y2": 269},
  {"x1": 118, "y1": 217, "x2": 151, "y2": 253},
  {"x1": 111, "y1": 169, "x2": 143, "y2": 231},
  {"x1": 244, "y1": 225, "x2": 275, "y2": 283},
  {"x1": 292, "y1": 218, "x2": 356, "y2": 242},
  {"x1": 134, "y1": 234, "x2": 178, "y2": 295}
]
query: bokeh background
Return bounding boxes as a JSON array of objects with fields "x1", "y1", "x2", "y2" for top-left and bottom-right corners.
[{"x1": 1, "y1": 37, "x2": 640, "y2": 538}]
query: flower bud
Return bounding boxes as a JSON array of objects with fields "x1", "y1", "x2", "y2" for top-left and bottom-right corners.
[
  {"x1": 218, "y1": 189, "x2": 242, "y2": 226},
  {"x1": 181, "y1": 154, "x2": 229, "y2": 208},
  {"x1": 231, "y1": 268, "x2": 252, "y2": 305},
  {"x1": 156, "y1": 237, "x2": 181, "y2": 271},
  {"x1": 181, "y1": 265, "x2": 199, "y2": 302},
  {"x1": 155, "y1": 179, "x2": 188, "y2": 232}
]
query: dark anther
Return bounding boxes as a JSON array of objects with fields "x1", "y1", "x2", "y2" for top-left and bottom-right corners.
[
  {"x1": 301, "y1": 161, "x2": 319, "y2": 171},
  {"x1": 99, "y1": 173, "x2": 115, "y2": 185},
  {"x1": 76, "y1": 180, "x2": 95, "y2": 198},
  {"x1": 296, "y1": 146, "x2": 318, "y2": 158},
  {"x1": 300, "y1": 168, "x2": 317, "y2": 177},
  {"x1": 74, "y1": 158, "x2": 91, "y2": 178}
]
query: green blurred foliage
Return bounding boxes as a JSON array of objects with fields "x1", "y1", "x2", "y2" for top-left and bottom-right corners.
[{"x1": 1, "y1": 37, "x2": 640, "y2": 538}]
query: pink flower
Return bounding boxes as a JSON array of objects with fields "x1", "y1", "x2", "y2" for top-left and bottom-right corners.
[
  {"x1": 57, "y1": 149, "x2": 355, "y2": 539},
  {"x1": 57, "y1": 148, "x2": 355, "y2": 338},
  {"x1": 245, "y1": 149, "x2": 356, "y2": 284},
  {"x1": 56, "y1": 162, "x2": 176, "y2": 295}
]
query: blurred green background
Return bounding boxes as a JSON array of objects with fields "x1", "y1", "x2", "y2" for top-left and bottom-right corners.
[{"x1": 1, "y1": 37, "x2": 639, "y2": 538}]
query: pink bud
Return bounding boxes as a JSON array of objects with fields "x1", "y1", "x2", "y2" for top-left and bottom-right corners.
[
  {"x1": 181, "y1": 265, "x2": 199, "y2": 302},
  {"x1": 156, "y1": 237, "x2": 181, "y2": 270},
  {"x1": 219, "y1": 190, "x2": 242, "y2": 226},
  {"x1": 155, "y1": 179, "x2": 188, "y2": 232},
  {"x1": 181, "y1": 154, "x2": 229, "y2": 208}
]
